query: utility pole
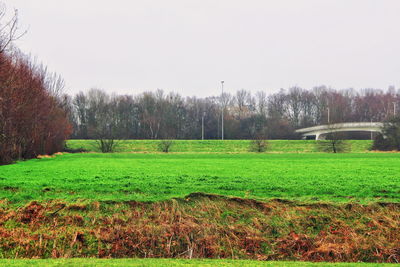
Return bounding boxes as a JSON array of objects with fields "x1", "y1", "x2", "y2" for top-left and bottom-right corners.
[
  {"x1": 201, "y1": 112, "x2": 205, "y2": 140},
  {"x1": 371, "y1": 119, "x2": 373, "y2": 140},
  {"x1": 327, "y1": 107, "x2": 330, "y2": 124},
  {"x1": 221, "y1": 81, "x2": 224, "y2": 140}
]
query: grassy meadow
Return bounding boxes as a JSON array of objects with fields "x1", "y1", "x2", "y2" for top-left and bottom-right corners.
[
  {"x1": 1, "y1": 140, "x2": 400, "y2": 263},
  {"x1": 67, "y1": 139, "x2": 373, "y2": 153},
  {"x1": 1, "y1": 152, "x2": 399, "y2": 205}
]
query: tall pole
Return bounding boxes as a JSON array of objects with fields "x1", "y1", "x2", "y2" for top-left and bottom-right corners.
[
  {"x1": 394, "y1": 102, "x2": 397, "y2": 116},
  {"x1": 370, "y1": 119, "x2": 373, "y2": 140},
  {"x1": 327, "y1": 107, "x2": 330, "y2": 124},
  {"x1": 221, "y1": 81, "x2": 224, "y2": 140},
  {"x1": 201, "y1": 112, "x2": 205, "y2": 140}
]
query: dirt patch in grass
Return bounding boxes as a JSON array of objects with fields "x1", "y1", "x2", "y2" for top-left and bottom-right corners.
[
  {"x1": 3, "y1": 186, "x2": 19, "y2": 192},
  {"x1": 0, "y1": 195, "x2": 398, "y2": 262}
]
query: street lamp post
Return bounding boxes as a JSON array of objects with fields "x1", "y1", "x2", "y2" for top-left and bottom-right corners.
[
  {"x1": 327, "y1": 107, "x2": 330, "y2": 124},
  {"x1": 221, "y1": 81, "x2": 224, "y2": 140},
  {"x1": 202, "y1": 112, "x2": 205, "y2": 140}
]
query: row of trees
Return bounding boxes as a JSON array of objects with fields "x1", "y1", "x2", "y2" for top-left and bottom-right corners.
[
  {"x1": 1, "y1": 1, "x2": 399, "y2": 162},
  {"x1": 65, "y1": 87, "x2": 400, "y2": 140},
  {"x1": 0, "y1": 5, "x2": 72, "y2": 164}
]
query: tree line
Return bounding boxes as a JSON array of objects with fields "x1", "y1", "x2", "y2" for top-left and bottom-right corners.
[
  {"x1": 64, "y1": 87, "x2": 400, "y2": 141},
  {"x1": 2, "y1": 3, "x2": 400, "y2": 163},
  {"x1": 0, "y1": 5, "x2": 71, "y2": 164}
]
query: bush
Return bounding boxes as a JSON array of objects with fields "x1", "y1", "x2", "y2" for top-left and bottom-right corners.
[
  {"x1": 96, "y1": 139, "x2": 118, "y2": 153},
  {"x1": 158, "y1": 140, "x2": 173, "y2": 153},
  {"x1": 250, "y1": 139, "x2": 268, "y2": 152},
  {"x1": 63, "y1": 144, "x2": 87, "y2": 153},
  {"x1": 314, "y1": 127, "x2": 351, "y2": 153},
  {"x1": 249, "y1": 132, "x2": 268, "y2": 152},
  {"x1": 316, "y1": 139, "x2": 350, "y2": 153},
  {"x1": 372, "y1": 134, "x2": 391, "y2": 151},
  {"x1": 373, "y1": 116, "x2": 400, "y2": 151}
]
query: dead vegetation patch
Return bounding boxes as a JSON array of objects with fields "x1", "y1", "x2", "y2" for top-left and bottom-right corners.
[{"x1": 0, "y1": 195, "x2": 398, "y2": 262}]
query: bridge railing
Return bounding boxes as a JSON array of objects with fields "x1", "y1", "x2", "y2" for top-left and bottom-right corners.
[{"x1": 295, "y1": 122, "x2": 384, "y2": 133}]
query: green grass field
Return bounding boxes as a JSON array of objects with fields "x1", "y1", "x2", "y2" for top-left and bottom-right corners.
[
  {"x1": 0, "y1": 259, "x2": 394, "y2": 266},
  {"x1": 1, "y1": 142, "x2": 400, "y2": 263},
  {"x1": 1, "y1": 152, "x2": 399, "y2": 205},
  {"x1": 67, "y1": 139, "x2": 373, "y2": 153}
]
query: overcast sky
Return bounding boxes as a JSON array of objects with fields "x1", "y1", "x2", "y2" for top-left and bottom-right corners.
[{"x1": 6, "y1": 0, "x2": 400, "y2": 97}]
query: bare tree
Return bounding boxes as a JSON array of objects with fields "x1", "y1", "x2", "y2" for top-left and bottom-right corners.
[
  {"x1": 249, "y1": 131, "x2": 268, "y2": 153},
  {"x1": 67, "y1": 86, "x2": 400, "y2": 141},
  {"x1": 85, "y1": 89, "x2": 119, "y2": 153},
  {"x1": 255, "y1": 91, "x2": 268, "y2": 116},
  {"x1": 0, "y1": 49, "x2": 71, "y2": 164},
  {"x1": 137, "y1": 92, "x2": 162, "y2": 139},
  {"x1": 0, "y1": 3, "x2": 26, "y2": 53},
  {"x1": 286, "y1": 87, "x2": 303, "y2": 127},
  {"x1": 92, "y1": 106, "x2": 119, "y2": 153},
  {"x1": 158, "y1": 139, "x2": 173, "y2": 153},
  {"x1": 316, "y1": 124, "x2": 350, "y2": 153},
  {"x1": 235, "y1": 89, "x2": 252, "y2": 119}
]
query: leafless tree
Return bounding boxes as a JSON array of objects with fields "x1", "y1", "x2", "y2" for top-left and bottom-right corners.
[
  {"x1": 0, "y1": 3, "x2": 26, "y2": 53},
  {"x1": 67, "y1": 87, "x2": 400, "y2": 141},
  {"x1": 255, "y1": 91, "x2": 268, "y2": 116},
  {"x1": 0, "y1": 49, "x2": 71, "y2": 164},
  {"x1": 158, "y1": 139, "x2": 173, "y2": 153},
  {"x1": 235, "y1": 89, "x2": 252, "y2": 119},
  {"x1": 316, "y1": 124, "x2": 350, "y2": 153},
  {"x1": 249, "y1": 131, "x2": 268, "y2": 152},
  {"x1": 286, "y1": 87, "x2": 303, "y2": 127},
  {"x1": 87, "y1": 89, "x2": 119, "y2": 153}
]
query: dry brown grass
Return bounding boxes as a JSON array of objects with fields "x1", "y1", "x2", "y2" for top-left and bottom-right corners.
[
  {"x1": 0, "y1": 194, "x2": 398, "y2": 262},
  {"x1": 36, "y1": 155, "x2": 54, "y2": 159}
]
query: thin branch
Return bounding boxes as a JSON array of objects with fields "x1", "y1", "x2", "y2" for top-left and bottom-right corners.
[{"x1": 0, "y1": 7, "x2": 27, "y2": 53}]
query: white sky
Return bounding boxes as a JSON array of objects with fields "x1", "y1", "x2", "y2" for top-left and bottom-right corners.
[{"x1": 5, "y1": 0, "x2": 400, "y2": 97}]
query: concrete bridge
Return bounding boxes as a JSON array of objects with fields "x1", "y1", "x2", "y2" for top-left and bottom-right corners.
[{"x1": 295, "y1": 122, "x2": 384, "y2": 140}]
